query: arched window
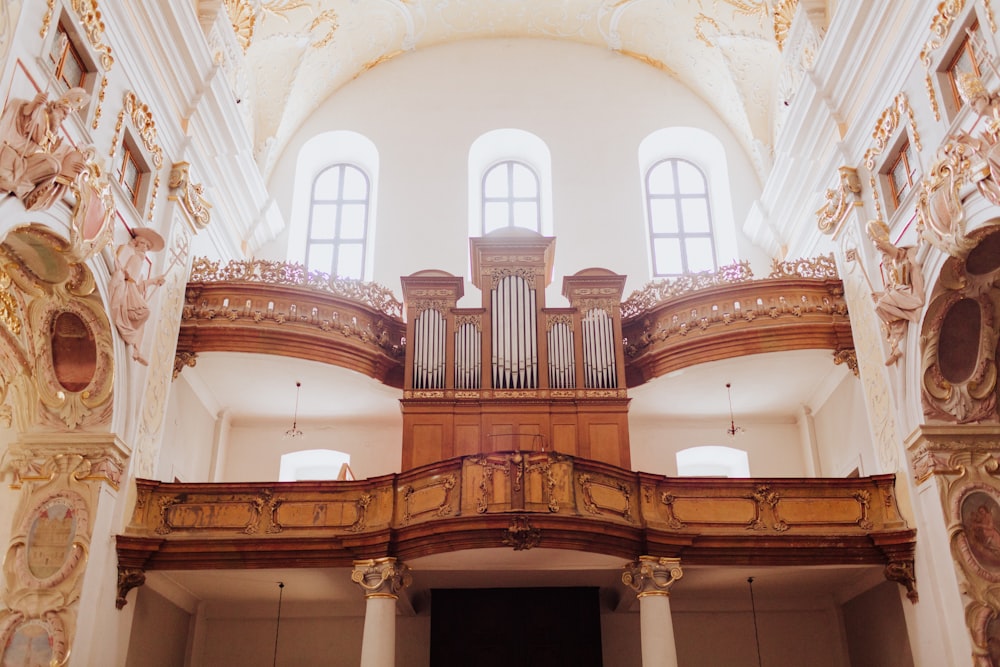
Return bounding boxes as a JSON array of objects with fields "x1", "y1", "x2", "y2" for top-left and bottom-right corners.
[
  {"x1": 482, "y1": 160, "x2": 540, "y2": 234},
  {"x1": 279, "y1": 449, "x2": 353, "y2": 481},
  {"x1": 468, "y1": 129, "x2": 553, "y2": 239},
  {"x1": 645, "y1": 158, "x2": 715, "y2": 276},
  {"x1": 676, "y1": 445, "x2": 750, "y2": 477},
  {"x1": 638, "y1": 128, "x2": 738, "y2": 277},
  {"x1": 306, "y1": 163, "x2": 370, "y2": 279},
  {"x1": 289, "y1": 131, "x2": 379, "y2": 280}
]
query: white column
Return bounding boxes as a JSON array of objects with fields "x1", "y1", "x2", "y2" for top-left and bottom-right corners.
[
  {"x1": 622, "y1": 556, "x2": 683, "y2": 667},
  {"x1": 352, "y1": 557, "x2": 411, "y2": 667},
  {"x1": 209, "y1": 408, "x2": 231, "y2": 482},
  {"x1": 798, "y1": 404, "x2": 821, "y2": 476}
]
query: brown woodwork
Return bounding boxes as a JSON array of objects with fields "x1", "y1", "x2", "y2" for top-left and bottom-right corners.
[
  {"x1": 622, "y1": 276, "x2": 853, "y2": 386},
  {"x1": 116, "y1": 452, "x2": 916, "y2": 601}
]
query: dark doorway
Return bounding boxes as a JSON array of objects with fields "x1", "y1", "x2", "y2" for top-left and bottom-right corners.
[{"x1": 430, "y1": 587, "x2": 603, "y2": 667}]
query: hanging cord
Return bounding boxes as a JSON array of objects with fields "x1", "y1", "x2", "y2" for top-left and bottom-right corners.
[
  {"x1": 748, "y1": 577, "x2": 763, "y2": 667},
  {"x1": 273, "y1": 581, "x2": 285, "y2": 667}
]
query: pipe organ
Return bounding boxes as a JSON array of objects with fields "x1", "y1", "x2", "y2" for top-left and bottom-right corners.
[{"x1": 400, "y1": 230, "x2": 630, "y2": 470}]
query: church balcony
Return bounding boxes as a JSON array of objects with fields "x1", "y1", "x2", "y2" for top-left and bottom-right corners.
[
  {"x1": 115, "y1": 451, "x2": 916, "y2": 608},
  {"x1": 175, "y1": 255, "x2": 855, "y2": 390},
  {"x1": 176, "y1": 258, "x2": 407, "y2": 386},
  {"x1": 621, "y1": 256, "x2": 855, "y2": 386}
]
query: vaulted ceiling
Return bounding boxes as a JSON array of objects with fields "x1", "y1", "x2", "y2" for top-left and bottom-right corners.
[{"x1": 215, "y1": 0, "x2": 813, "y2": 176}]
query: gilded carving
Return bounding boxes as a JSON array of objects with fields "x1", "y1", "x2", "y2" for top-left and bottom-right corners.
[
  {"x1": 115, "y1": 567, "x2": 145, "y2": 610},
  {"x1": 621, "y1": 261, "x2": 753, "y2": 317},
  {"x1": 919, "y1": 0, "x2": 966, "y2": 122},
  {"x1": 351, "y1": 557, "x2": 411, "y2": 599},
  {"x1": 578, "y1": 473, "x2": 632, "y2": 521},
  {"x1": 172, "y1": 350, "x2": 197, "y2": 379},
  {"x1": 110, "y1": 92, "x2": 163, "y2": 221},
  {"x1": 622, "y1": 556, "x2": 683, "y2": 597},
  {"x1": 470, "y1": 456, "x2": 511, "y2": 514},
  {"x1": 168, "y1": 162, "x2": 211, "y2": 230},
  {"x1": 833, "y1": 348, "x2": 859, "y2": 377},
  {"x1": 502, "y1": 516, "x2": 540, "y2": 550},
  {"x1": 401, "y1": 475, "x2": 456, "y2": 523},
  {"x1": 189, "y1": 257, "x2": 403, "y2": 318},
  {"x1": 816, "y1": 167, "x2": 862, "y2": 236},
  {"x1": 915, "y1": 135, "x2": 980, "y2": 259},
  {"x1": 68, "y1": 154, "x2": 115, "y2": 262}
]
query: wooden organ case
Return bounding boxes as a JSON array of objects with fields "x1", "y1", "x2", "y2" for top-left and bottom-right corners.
[{"x1": 400, "y1": 230, "x2": 631, "y2": 470}]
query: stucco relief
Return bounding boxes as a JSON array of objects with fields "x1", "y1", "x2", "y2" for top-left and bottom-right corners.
[
  {"x1": 132, "y1": 227, "x2": 191, "y2": 478},
  {"x1": 842, "y1": 238, "x2": 900, "y2": 473},
  {"x1": 0, "y1": 226, "x2": 114, "y2": 431}
]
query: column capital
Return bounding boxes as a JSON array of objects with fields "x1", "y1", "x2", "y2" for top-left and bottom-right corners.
[
  {"x1": 351, "y1": 557, "x2": 411, "y2": 600},
  {"x1": 622, "y1": 556, "x2": 683, "y2": 598}
]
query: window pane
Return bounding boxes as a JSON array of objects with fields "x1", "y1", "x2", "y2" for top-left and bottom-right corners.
[
  {"x1": 676, "y1": 161, "x2": 707, "y2": 194},
  {"x1": 649, "y1": 198, "x2": 678, "y2": 233},
  {"x1": 314, "y1": 167, "x2": 343, "y2": 200},
  {"x1": 686, "y1": 237, "x2": 716, "y2": 273},
  {"x1": 890, "y1": 162, "x2": 909, "y2": 200},
  {"x1": 61, "y1": 49, "x2": 85, "y2": 88},
  {"x1": 309, "y1": 205, "x2": 339, "y2": 240},
  {"x1": 511, "y1": 163, "x2": 538, "y2": 197},
  {"x1": 484, "y1": 164, "x2": 508, "y2": 197},
  {"x1": 306, "y1": 243, "x2": 334, "y2": 274},
  {"x1": 681, "y1": 198, "x2": 711, "y2": 232},
  {"x1": 647, "y1": 163, "x2": 674, "y2": 195},
  {"x1": 340, "y1": 204, "x2": 367, "y2": 239},
  {"x1": 512, "y1": 201, "x2": 539, "y2": 231},
  {"x1": 653, "y1": 238, "x2": 683, "y2": 275},
  {"x1": 341, "y1": 166, "x2": 368, "y2": 200},
  {"x1": 337, "y1": 244, "x2": 364, "y2": 279},
  {"x1": 484, "y1": 202, "x2": 508, "y2": 233}
]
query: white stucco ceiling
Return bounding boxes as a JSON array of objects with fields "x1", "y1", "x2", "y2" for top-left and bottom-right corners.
[{"x1": 224, "y1": 0, "x2": 797, "y2": 175}]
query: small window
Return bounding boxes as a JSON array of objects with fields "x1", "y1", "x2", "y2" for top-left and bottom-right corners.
[
  {"x1": 646, "y1": 158, "x2": 716, "y2": 276},
  {"x1": 49, "y1": 22, "x2": 88, "y2": 89},
  {"x1": 114, "y1": 138, "x2": 144, "y2": 206},
  {"x1": 886, "y1": 141, "x2": 918, "y2": 208},
  {"x1": 306, "y1": 163, "x2": 370, "y2": 280},
  {"x1": 947, "y1": 22, "x2": 983, "y2": 110},
  {"x1": 676, "y1": 446, "x2": 750, "y2": 478},
  {"x1": 482, "y1": 160, "x2": 540, "y2": 234}
]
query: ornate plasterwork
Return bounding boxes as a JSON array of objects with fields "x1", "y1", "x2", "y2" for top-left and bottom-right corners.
[
  {"x1": 920, "y1": 248, "x2": 1000, "y2": 424},
  {"x1": 906, "y1": 426, "x2": 1000, "y2": 663},
  {"x1": 817, "y1": 167, "x2": 862, "y2": 236},
  {"x1": 167, "y1": 162, "x2": 211, "y2": 231},
  {"x1": 0, "y1": 226, "x2": 114, "y2": 431},
  {"x1": 351, "y1": 557, "x2": 411, "y2": 599},
  {"x1": 110, "y1": 92, "x2": 164, "y2": 221},
  {"x1": 863, "y1": 93, "x2": 922, "y2": 221},
  {"x1": 622, "y1": 556, "x2": 683, "y2": 597},
  {"x1": 920, "y1": 0, "x2": 966, "y2": 122},
  {"x1": 68, "y1": 154, "x2": 116, "y2": 262}
]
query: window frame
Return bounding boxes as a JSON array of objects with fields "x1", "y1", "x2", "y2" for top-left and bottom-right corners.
[
  {"x1": 885, "y1": 140, "x2": 918, "y2": 209},
  {"x1": 114, "y1": 137, "x2": 144, "y2": 207},
  {"x1": 49, "y1": 21, "x2": 89, "y2": 90},
  {"x1": 305, "y1": 162, "x2": 371, "y2": 280},
  {"x1": 480, "y1": 159, "x2": 541, "y2": 235},
  {"x1": 645, "y1": 157, "x2": 717, "y2": 277}
]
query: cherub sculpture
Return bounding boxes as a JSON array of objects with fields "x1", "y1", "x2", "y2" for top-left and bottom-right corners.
[
  {"x1": 110, "y1": 227, "x2": 166, "y2": 365},
  {"x1": 0, "y1": 88, "x2": 90, "y2": 211},
  {"x1": 866, "y1": 220, "x2": 925, "y2": 365}
]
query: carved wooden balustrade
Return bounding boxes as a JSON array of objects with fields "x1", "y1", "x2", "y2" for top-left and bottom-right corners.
[
  {"x1": 175, "y1": 258, "x2": 407, "y2": 385},
  {"x1": 115, "y1": 451, "x2": 917, "y2": 607},
  {"x1": 621, "y1": 257, "x2": 856, "y2": 386}
]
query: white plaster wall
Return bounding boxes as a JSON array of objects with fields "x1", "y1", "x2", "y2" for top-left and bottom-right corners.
[
  {"x1": 159, "y1": 375, "x2": 217, "y2": 483},
  {"x1": 260, "y1": 38, "x2": 770, "y2": 306},
  {"x1": 125, "y1": 587, "x2": 192, "y2": 667},
  {"x1": 628, "y1": 419, "x2": 806, "y2": 477},
  {"x1": 221, "y1": 416, "x2": 404, "y2": 482},
  {"x1": 813, "y1": 374, "x2": 875, "y2": 477}
]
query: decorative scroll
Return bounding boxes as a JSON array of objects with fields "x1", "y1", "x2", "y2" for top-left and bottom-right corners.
[
  {"x1": 816, "y1": 167, "x2": 862, "y2": 236},
  {"x1": 189, "y1": 257, "x2": 402, "y2": 318},
  {"x1": 502, "y1": 516, "x2": 540, "y2": 551},
  {"x1": 401, "y1": 475, "x2": 456, "y2": 524},
  {"x1": 168, "y1": 162, "x2": 211, "y2": 230},
  {"x1": 578, "y1": 473, "x2": 632, "y2": 521},
  {"x1": 863, "y1": 94, "x2": 922, "y2": 221},
  {"x1": 469, "y1": 456, "x2": 511, "y2": 514}
]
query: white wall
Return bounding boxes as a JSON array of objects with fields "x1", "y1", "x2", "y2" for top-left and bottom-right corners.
[
  {"x1": 628, "y1": 418, "x2": 806, "y2": 478},
  {"x1": 159, "y1": 374, "x2": 217, "y2": 482},
  {"x1": 813, "y1": 374, "x2": 875, "y2": 477},
  {"x1": 222, "y1": 416, "x2": 403, "y2": 482},
  {"x1": 260, "y1": 38, "x2": 770, "y2": 307}
]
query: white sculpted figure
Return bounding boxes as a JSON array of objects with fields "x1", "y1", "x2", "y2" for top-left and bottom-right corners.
[
  {"x1": 866, "y1": 220, "x2": 925, "y2": 366},
  {"x1": 110, "y1": 228, "x2": 165, "y2": 365},
  {"x1": 0, "y1": 87, "x2": 90, "y2": 211}
]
